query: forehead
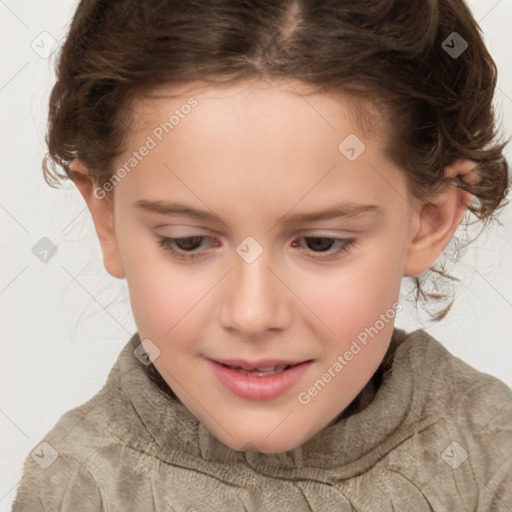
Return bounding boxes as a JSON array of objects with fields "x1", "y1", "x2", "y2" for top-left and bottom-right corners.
[
  {"x1": 126, "y1": 79, "x2": 388, "y2": 146},
  {"x1": 110, "y1": 79, "x2": 405, "y2": 217}
]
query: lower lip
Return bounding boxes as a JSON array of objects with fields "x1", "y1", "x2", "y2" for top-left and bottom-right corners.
[{"x1": 208, "y1": 359, "x2": 313, "y2": 400}]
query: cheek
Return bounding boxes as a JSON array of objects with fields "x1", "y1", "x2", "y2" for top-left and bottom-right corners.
[
  {"x1": 299, "y1": 240, "x2": 403, "y2": 366},
  {"x1": 122, "y1": 242, "x2": 208, "y2": 340},
  {"x1": 311, "y1": 245, "x2": 401, "y2": 323},
  {"x1": 353, "y1": 224, "x2": 408, "y2": 303}
]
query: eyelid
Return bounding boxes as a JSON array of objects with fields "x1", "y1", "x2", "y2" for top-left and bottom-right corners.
[
  {"x1": 156, "y1": 233, "x2": 356, "y2": 262},
  {"x1": 155, "y1": 225, "x2": 361, "y2": 237}
]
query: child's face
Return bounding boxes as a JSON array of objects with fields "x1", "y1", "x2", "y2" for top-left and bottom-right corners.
[{"x1": 107, "y1": 80, "x2": 422, "y2": 453}]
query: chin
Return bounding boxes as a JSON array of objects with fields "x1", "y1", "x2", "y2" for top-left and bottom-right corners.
[
  {"x1": 234, "y1": 440, "x2": 299, "y2": 454},
  {"x1": 225, "y1": 429, "x2": 310, "y2": 454}
]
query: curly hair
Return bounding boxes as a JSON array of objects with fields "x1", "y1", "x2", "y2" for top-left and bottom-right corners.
[{"x1": 43, "y1": 0, "x2": 510, "y2": 321}]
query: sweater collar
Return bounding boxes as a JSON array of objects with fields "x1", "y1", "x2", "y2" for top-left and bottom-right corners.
[{"x1": 116, "y1": 328, "x2": 438, "y2": 480}]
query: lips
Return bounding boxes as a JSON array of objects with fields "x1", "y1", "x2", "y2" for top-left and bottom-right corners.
[
  {"x1": 229, "y1": 365, "x2": 290, "y2": 376},
  {"x1": 208, "y1": 357, "x2": 314, "y2": 400},
  {"x1": 212, "y1": 358, "x2": 307, "y2": 371}
]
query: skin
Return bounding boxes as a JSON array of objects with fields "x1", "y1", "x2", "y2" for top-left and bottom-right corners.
[{"x1": 70, "y1": 79, "x2": 476, "y2": 453}]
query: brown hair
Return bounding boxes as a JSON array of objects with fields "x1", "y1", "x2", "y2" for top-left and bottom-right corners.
[{"x1": 43, "y1": 0, "x2": 510, "y2": 321}]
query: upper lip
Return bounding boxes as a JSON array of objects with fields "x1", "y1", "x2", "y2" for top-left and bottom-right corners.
[{"x1": 210, "y1": 358, "x2": 311, "y2": 370}]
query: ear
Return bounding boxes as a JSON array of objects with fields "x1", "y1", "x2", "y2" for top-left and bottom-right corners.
[
  {"x1": 403, "y1": 159, "x2": 479, "y2": 277},
  {"x1": 68, "y1": 159, "x2": 126, "y2": 279}
]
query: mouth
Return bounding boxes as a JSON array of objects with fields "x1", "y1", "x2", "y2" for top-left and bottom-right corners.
[
  {"x1": 215, "y1": 362, "x2": 299, "y2": 376},
  {"x1": 212, "y1": 358, "x2": 311, "y2": 373},
  {"x1": 208, "y1": 358, "x2": 314, "y2": 400},
  {"x1": 220, "y1": 364, "x2": 293, "y2": 376}
]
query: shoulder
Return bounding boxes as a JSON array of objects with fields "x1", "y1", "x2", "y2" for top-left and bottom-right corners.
[
  {"x1": 395, "y1": 328, "x2": 512, "y2": 426},
  {"x1": 392, "y1": 329, "x2": 512, "y2": 506},
  {"x1": 12, "y1": 450, "x2": 103, "y2": 511},
  {"x1": 12, "y1": 381, "x2": 113, "y2": 512},
  {"x1": 12, "y1": 335, "x2": 157, "y2": 511}
]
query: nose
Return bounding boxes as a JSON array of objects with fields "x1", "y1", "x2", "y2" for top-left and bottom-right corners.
[{"x1": 220, "y1": 247, "x2": 291, "y2": 339}]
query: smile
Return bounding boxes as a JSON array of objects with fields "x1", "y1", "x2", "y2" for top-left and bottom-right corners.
[{"x1": 208, "y1": 359, "x2": 313, "y2": 401}]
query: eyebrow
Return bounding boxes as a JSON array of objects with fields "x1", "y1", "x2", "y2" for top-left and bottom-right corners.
[{"x1": 134, "y1": 199, "x2": 382, "y2": 228}]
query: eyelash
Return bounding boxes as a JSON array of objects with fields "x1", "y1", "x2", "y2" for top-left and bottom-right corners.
[{"x1": 156, "y1": 235, "x2": 356, "y2": 262}]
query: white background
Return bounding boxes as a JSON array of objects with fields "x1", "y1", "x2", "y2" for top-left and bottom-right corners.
[{"x1": 1, "y1": 1, "x2": 511, "y2": 510}]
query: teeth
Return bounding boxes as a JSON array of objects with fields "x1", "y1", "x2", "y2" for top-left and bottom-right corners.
[{"x1": 229, "y1": 364, "x2": 290, "y2": 376}]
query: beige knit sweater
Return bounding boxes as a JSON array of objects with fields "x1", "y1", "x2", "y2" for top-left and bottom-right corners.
[{"x1": 12, "y1": 328, "x2": 512, "y2": 511}]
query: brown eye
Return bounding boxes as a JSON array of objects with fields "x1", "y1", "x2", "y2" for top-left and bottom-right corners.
[
  {"x1": 292, "y1": 237, "x2": 356, "y2": 260},
  {"x1": 157, "y1": 235, "x2": 355, "y2": 263},
  {"x1": 157, "y1": 236, "x2": 214, "y2": 261},
  {"x1": 172, "y1": 236, "x2": 204, "y2": 251},
  {"x1": 303, "y1": 237, "x2": 336, "y2": 252}
]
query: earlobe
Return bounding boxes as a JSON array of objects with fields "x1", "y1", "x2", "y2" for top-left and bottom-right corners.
[
  {"x1": 68, "y1": 159, "x2": 126, "y2": 279},
  {"x1": 403, "y1": 159, "x2": 478, "y2": 277}
]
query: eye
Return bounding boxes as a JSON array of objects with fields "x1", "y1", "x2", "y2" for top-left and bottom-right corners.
[
  {"x1": 156, "y1": 235, "x2": 356, "y2": 262},
  {"x1": 157, "y1": 235, "x2": 214, "y2": 261},
  {"x1": 291, "y1": 237, "x2": 356, "y2": 261}
]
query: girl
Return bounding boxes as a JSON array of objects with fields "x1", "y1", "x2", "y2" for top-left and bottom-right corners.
[{"x1": 13, "y1": 0, "x2": 512, "y2": 510}]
